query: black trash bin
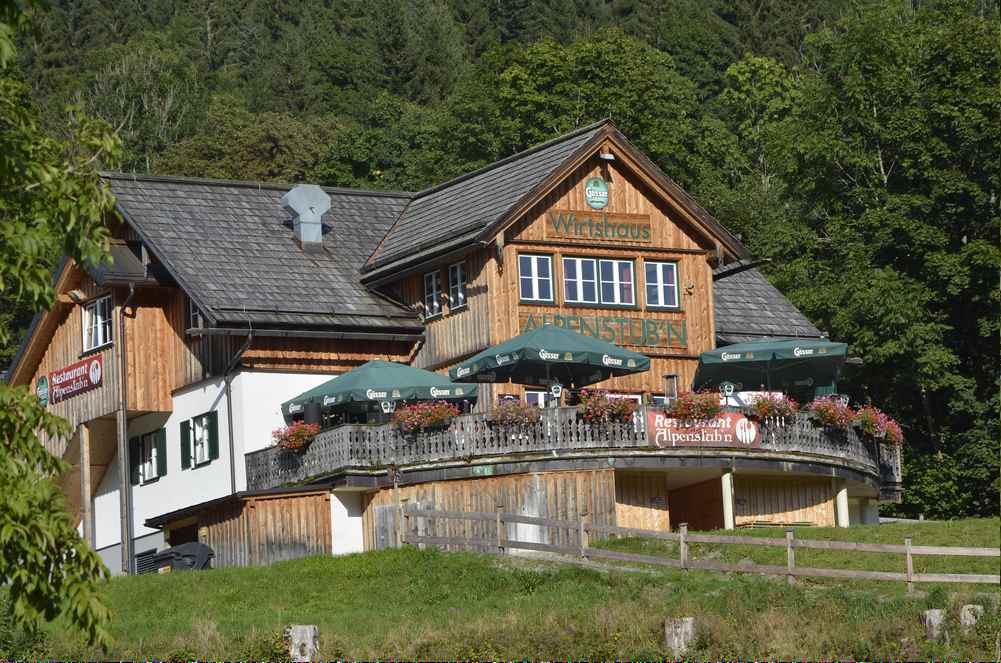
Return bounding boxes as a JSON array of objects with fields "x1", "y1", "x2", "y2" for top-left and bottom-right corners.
[{"x1": 149, "y1": 542, "x2": 215, "y2": 573}]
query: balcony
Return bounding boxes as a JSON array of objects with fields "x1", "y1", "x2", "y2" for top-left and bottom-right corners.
[{"x1": 245, "y1": 407, "x2": 903, "y2": 496}]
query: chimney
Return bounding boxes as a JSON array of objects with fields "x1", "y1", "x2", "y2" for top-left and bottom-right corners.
[{"x1": 281, "y1": 184, "x2": 331, "y2": 253}]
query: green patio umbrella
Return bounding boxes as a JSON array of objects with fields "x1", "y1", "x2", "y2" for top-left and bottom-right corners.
[
  {"x1": 693, "y1": 337, "x2": 848, "y2": 396},
  {"x1": 447, "y1": 324, "x2": 650, "y2": 387},
  {"x1": 282, "y1": 360, "x2": 478, "y2": 421}
]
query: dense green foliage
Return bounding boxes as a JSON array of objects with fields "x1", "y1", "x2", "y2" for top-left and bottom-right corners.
[
  {"x1": 26, "y1": 519, "x2": 1001, "y2": 658},
  {"x1": 1, "y1": 0, "x2": 121, "y2": 647},
  {"x1": 7, "y1": 0, "x2": 1000, "y2": 517}
]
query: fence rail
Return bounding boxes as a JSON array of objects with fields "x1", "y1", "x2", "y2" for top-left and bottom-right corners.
[
  {"x1": 246, "y1": 407, "x2": 903, "y2": 492},
  {"x1": 401, "y1": 506, "x2": 1000, "y2": 588}
]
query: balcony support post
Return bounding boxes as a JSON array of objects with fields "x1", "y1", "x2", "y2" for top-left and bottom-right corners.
[
  {"x1": 834, "y1": 479, "x2": 850, "y2": 528},
  {"x1": 721, "y1": 471, "x2": 735, "y2": 530}
]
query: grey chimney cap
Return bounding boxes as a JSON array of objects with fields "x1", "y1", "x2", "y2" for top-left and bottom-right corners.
[{"x1": 282, "y1": 184, "x2": 331, "y2": 252}]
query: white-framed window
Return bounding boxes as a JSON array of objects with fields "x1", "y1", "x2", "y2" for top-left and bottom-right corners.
[
  {"x1": 188, "y1": 298, "x2": 205, "y2": 329},
  {"x1": 138, "y1": 434, "x2": 158, "y2": 483},
  {"x1": 448, "y1": 262, "x2": 466, "y2": 309},
  {"x1": 130, "y1": 428, "x2": 165, "y2": 486},
  {"x1": 525, "y1": 390, "x2": 551, "y2": 408},
  {"x1": 562, "y1": 257, "x2": 598, "y2": 304},
  {"x1": 82, "y1": 295, "x2": 113, "y2": 352},
  {"x1": 192, "y1": 413, "x2": 212, "y2": 465},
  {"x1": 181, "y1": 411, "x2": 218, "y2": 470},
  {"x1": 424, "y1": 270, "x2": 443, "y2": 318},
  {"x1": 645, "y1": 261, "x2": 680, "y2": 309},
  {"x1": 518, "y1": 254, "x2": 553, "y2": 302},
  {"x1": 598, "y1": 259, "x2": 635, "y2": 306}
]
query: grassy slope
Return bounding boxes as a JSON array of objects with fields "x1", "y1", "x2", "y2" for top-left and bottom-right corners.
[{"x1": 36, "y1": 518, "x2": 1001, "y2": 660}]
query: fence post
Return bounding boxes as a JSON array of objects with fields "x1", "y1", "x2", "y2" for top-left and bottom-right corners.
[
  {"x1": 679, "y1": 522, "x2": 688, "y2": 569},
  {"x1": 905, "y1": 537, "x2": 914, "y2": 593},
  {"x1": 495, "y1": 505, "x2": 505, "y2": 554},
  {"x1": 785, "y1": 529, "x2": 795, "y2": 585},
  {"x1": 579, "y1": 512, "x2": 589, "y2": 559},
  {"x1": 402, "y1": 504, "x2": 411, "y2": 546}
]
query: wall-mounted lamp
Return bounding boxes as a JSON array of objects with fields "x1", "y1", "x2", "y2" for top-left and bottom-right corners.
[
  {"x1": 67, "y1": 289, "x2": 87, "y2": 304},
  {"x1": 598, "y1": 152, "x2": 616, "y2": 161}
]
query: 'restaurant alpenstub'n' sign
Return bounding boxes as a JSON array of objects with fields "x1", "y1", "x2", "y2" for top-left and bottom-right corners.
[
  {"x1": 48, "y1": 355, "x2": 104, "y2": 404},
  {"x1": 647, "y1": 410, "x2": 760, "y2": 449}
]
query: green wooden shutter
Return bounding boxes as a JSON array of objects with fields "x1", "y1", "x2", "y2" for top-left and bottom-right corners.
[
  {"x1": 207, "y1": 411, "x2": 219, "y2": 461},
  {"x1": 128, "y1": 436, "x2": 140, "y2": 486},
  {"x1": 180, "y1": 420, "x2": 192, "y2": 469},
  {"x1": 155, "y1": 428, "x2": 167, "y2": 478}
]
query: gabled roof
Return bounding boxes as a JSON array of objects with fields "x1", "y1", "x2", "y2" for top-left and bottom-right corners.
[
  {"x1": 366, "y1": 121, "x2": 608, "y2": 273},
  {"x1": 105, "y1": 174, "x2": 422, "y2": 330},
  {"x1": 364, "y1": 119, "x2": 750, "y2": 278},
  {"x1": 713, "y1": 264, "x2": 822, "y2": 344}
]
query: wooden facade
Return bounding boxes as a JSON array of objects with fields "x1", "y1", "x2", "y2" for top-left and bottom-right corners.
[
  {"x1": 181, "y1": 491, "x2": 332, "y2": 568},
  {"x1": 614, "y1": 472, "x2": 672, "y2": 532},
  {"x1": 733, "y1": 475, "x2": 836, "y2": 528},
  {"x1": 391, "y1": 147, "x2": 719, "y2": 405},
  {"x1": 361, "y1": 469, "x2": 618, "y2": 551}
]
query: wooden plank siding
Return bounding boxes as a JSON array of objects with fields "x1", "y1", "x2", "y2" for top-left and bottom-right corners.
[
  {"x1": 669, "y1": 477, "x2": 725, "y2": 532},
  {"x1": 614, "y1": 472, "x2": 671, "y2": 532},
  {"x1": 733, "y1": 475, "x2": 836, "y2": 528},
  {"x1": 362, "y1": 469, "x2": 617, "y2": 551},
  {"x1": 196, "y1": 491, "x2": 332, "y2": 568},
  {"x1": 25, "y1": 273, "x2": 121, "y2": 456},
  {"x1": 398, "y1": 248, "x2": 493, "y2": 371}
]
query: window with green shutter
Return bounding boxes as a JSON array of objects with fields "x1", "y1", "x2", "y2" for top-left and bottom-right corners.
[
  {"x1": 187, "y1": 411, "x2": 219, "y2": 467},
  {"x1": 134, "y1": 428, "x2": 167, "y2": 484}
]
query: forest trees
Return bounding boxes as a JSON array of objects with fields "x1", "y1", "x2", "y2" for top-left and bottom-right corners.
[{"x1": 9, "y1": 0, "x2": 1001, "y2": 517}]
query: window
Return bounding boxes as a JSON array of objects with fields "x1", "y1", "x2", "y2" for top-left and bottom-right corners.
[
  {"x1": 187, "y1": 298, "x2": 205, "y2": 329},
  {"x1": 518, "y1": 254, "x2": 553, "y2": 302},
  {"x1": 525, "y1": 390, "x2": 552, "y2": 408},
  {"x1": 645, "y1": 261, "x2": 680, "y2": 309},
  {"x1": 181, "y1": 411, "x2": 219, "y2": 469},
  {"x1": 598, "y1": 259, "x2": 635, "y2": 306},
  {"x1": 562, "y1": 257, "x2": 598, "y2": 304},
  {"x1": 448, "y1": 262, "x2": 466, "y2": 310},
  {"x1": 82, "y1": 295, "x2": 113, "y2": 351},
  {"x1": 129, "y1": 428, "x2": 165, "y2": 486},
  {"x1": 424, "y1": 271, "x2": 443, "y2": 318}
]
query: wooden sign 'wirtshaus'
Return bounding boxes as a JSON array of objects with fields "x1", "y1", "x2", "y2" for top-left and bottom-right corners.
[{"x1": 545, "y1": 210, "x2": 652, "y2": 244}]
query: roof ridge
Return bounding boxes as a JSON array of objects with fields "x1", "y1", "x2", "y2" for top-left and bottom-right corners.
[
  {"x1": 100, "y1": 171, "x2": 415, "y2": 199},
  {"x1": 408, "y1": 118, "x2": 612, "y2": 201}
]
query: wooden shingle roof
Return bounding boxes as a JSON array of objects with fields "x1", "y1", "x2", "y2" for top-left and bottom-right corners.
[
  {"x1": 713, "y1": 264, "x2": 822, "y2": 344},
  {"x1": 106, "y1": 174, "x2": 422, "y2": 330}
]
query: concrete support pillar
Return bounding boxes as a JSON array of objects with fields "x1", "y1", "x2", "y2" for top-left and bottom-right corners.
[
  {"x1": 78, "y1": 423, "x2": 93, "y2": 548},
  {"x1": 834, "y1": 480, "x2": 850, "y2": 528},
  {"x1": 721, "y1": 471, "x2": 735, "y2": 530}
]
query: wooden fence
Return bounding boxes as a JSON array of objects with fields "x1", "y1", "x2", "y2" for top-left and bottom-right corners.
[{"x1": 401, "y1": 506, "x2": 1001, "y2": 588}]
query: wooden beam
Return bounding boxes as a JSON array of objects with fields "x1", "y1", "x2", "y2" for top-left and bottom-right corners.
[{"x1": 79, "y1": 423, "x2": 93, "y2": 548}]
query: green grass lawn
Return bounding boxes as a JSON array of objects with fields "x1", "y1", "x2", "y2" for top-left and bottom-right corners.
[{"x1": 14, "y1": 518, "x2": 1001, "y2": 660}]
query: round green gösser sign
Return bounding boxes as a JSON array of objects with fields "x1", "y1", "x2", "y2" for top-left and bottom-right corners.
[{"x1": 585, "y1": 176, "x2": 609, "y2": 209}]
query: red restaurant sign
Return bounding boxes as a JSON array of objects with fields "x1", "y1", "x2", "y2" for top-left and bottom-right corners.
[
  {"x1": 49, "y1": 355, "x2": 104, "y2": 404},
  {"x1": 647, "y1": 410, "x2": 760, "y2": 449}
]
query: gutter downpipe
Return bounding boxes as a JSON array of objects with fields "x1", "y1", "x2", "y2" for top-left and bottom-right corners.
[
  {"x1": 224, "y1": 333, "x2": 253, "y2": 495},
  {"x1": 116, "y1": 283, "x2": 137, "y2": 574}
]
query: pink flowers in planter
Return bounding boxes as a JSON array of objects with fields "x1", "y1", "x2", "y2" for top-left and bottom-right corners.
[
  {"x1": 854, "y1": 405, "x2": 905, "y2": 445},
  {"x1": 393, "y1": 401, "x2": 459, "y2": 434},
  {"x1": 578, "y1": 390, "x2": 637, "y2": 424},
  {"x1": 490, "y1": 400, "x2": 542, "y2": 427},
  {"x1": 666, "y1": 390, "x2": 722, "y2": 421},
  {"x1": 751, "y1": 393, "x2": 799, "y2": 419},
  {"x1": 806, "y1": 397, "x2": 855, "y2": 428},
  {"x1": 272, "y1": 421, "x2": 320, "y2": 452}
]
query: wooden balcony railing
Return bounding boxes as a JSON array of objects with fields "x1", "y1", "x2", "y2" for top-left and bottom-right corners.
[{"x1": 245, "y1": 407, "x2": 903, "y2": 493}]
